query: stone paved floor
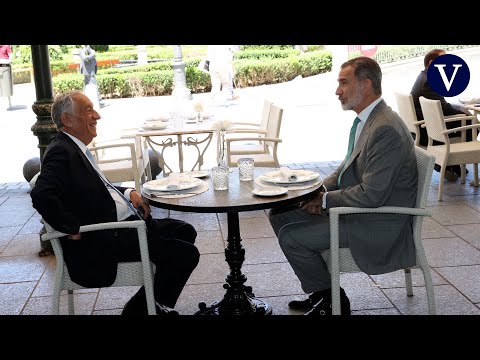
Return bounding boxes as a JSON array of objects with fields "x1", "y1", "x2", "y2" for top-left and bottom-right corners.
[{"x1": 2, "y1": 161, "x2": 480, "y2": 315}]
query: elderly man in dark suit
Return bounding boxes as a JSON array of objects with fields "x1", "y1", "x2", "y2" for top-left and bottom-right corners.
[
  {"x1": 269, "y1": 57, "x2": 418, "y2": 315},
  {"x1": 31, "y1": 90, "x2": 199, "y2": 315}
]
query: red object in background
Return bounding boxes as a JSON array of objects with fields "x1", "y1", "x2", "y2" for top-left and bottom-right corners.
[{"x1": 360, "y1": 45, "x2": 378, "y2": 58}]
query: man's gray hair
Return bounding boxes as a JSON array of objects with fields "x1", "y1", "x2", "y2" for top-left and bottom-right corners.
[{"x1": 51, "y1": 90, "x2": 83, "y2": 130}]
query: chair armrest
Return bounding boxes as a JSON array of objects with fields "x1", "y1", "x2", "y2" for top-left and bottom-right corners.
[
  {"x1": 41, "y1": 220, "x2": 147, "y2": 241},
  {"x1": 329, "y1": 206, "x2": 432, "y2": 217},
  {"x1": 226, "y1": 137, "x2": 282, "y2": 144},
  {"x1": 441, "y1": 123, "x2": 480, "y2": 135},
  {"x1": 444, "y1": 115, "x2": 477, "y2": 123},
  {"x1": 412, "y1": 120, "x2": 425, "y2": 126},
  {"x1": 229, "y1": 129, "x2": 268, "y2": 135},
  {"x1": 89, "y1": 142, "x2": 136, "y2": 152},
  {"x1": 231, "y1": 121, "x2": 261, "y2": 127},
  {"x1": 89, "y1": 142, "x2": 137, "y2": 164}
]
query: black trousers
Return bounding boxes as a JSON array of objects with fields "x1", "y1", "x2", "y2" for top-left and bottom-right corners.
[{"x1": 114, "y1": 215, "x2": 200, "y2": 308}]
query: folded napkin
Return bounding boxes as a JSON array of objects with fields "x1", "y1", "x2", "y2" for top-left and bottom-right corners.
[
  {"x1": 279, "y1": 167, "x2": 298, "y2": 182},
  {"x1": 166, "y1": 174, "x2": 180, "y2": 190}
]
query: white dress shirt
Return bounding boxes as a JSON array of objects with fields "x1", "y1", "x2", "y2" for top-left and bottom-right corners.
[{"x1": 63, "y1": 132, "x2": 135, "y2": 221}]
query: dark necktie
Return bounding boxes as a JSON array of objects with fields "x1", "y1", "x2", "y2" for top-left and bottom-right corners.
[
  {"x1": 337, "y1": 117, "x2": 361, "y2": 187},
  {"x1": 85, "y1": 148, "x2": 141, "y2": 219}
]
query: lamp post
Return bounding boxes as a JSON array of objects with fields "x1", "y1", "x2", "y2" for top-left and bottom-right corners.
[
  {"x1": 30, "y1": 45, "x2": 57, "y2": 256},
  {"x1": 171, "y1": 45, "x2": 192, "y2": 101}
]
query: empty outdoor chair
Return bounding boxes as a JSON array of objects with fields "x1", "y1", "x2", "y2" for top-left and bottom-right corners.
[
  {"x1": 226, "y1": 103, "x2": 283, "y2": 167},
  {"x1": 395, "y1": 92, "x2": 425, "y2": 147},
  {"x1": 227, "y1": 99, "x2": 273, "y2": 155},
  {"x1": 88, "y1": 136, "x2": 152, "y2": 192}
]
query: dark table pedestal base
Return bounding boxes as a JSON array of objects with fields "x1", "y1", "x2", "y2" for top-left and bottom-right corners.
[{"x1": 195, "y1": 285, "x2": 272, "y2": 316}]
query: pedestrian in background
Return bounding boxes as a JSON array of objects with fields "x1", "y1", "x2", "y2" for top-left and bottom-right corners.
[
  {"x1": 207, "y1": 45, "x2": 239, "y2": 105},
  {"x1": 79, "y1": 45, "x2": 107, "y2": 108}
]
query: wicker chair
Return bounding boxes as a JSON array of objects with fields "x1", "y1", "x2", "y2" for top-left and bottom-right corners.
[
  {"x1": 395, "y1": 92, "x2": 425, "y2": 147},
  {"x1": 88, "y1": 136, "x2": 152, "y2": 192},
  {"x1": 226, "y1": 103, "x2": 283, "y2": 167},
  {"x1": 395, "y1": 92, "x2": 469, "y2": 149},
  {"x1": 323, "y1": 146, "x2": 437, "y2": 315},
  {"x1": 41, "y1": 220, "x2": 156, "y2": 315},
  {"x1": 226, "y1": 99, "x2": 273, "y2": 155},
  {"x1": 419, "y1": 96, "x2": 480, "y2": 200}
]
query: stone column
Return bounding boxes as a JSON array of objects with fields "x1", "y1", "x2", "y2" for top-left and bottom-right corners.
[{"x1": 30, "y1": 45, "x2": 56, "y2": 256}]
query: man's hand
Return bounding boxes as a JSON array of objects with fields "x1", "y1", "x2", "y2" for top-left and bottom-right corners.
[
  {"x1": 301, "y1": 192, "x2": 325, "y2": 215},
  {"x1": 68, "y1": 233, "x2": 81, "y2": 240},
  {"x1": 130, "y1": 190, "x2": 151, "y2": 218}
]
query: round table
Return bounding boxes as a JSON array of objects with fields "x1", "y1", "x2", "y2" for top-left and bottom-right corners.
[{"x1": 142, "y1": 167, "x2": 323, "y2": 315}]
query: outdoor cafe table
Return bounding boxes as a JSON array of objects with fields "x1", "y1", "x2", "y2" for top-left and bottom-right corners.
[
  {"x1": 122, "y1": 120, "x2": 216, "y2": 175},
  {"x1": 141, "y1": 167, "x2": 323, "y2": 315}
]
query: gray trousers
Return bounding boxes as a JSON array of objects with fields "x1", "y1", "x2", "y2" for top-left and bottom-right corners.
[{"x1": 268, "y1": 207, "x2": 348, "y2": 294}]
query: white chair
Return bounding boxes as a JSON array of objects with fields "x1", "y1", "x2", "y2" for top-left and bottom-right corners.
[
  {"x1": 88, "y1": 136, "x2": 152, "y2": 192},
  {"x1": 227, "y1": 99, "x2": 273, "y2": 155},
  {"x1": 395, "y1": 92, "x2": 469, "y2": 149},
  {"x1": 323, "y1": 146, "x2": 437, "y2": 315},
  {"x1": 226, "y1": 103, "x2": 284, "y2": 167},
  {"x1": 419, "y1": 96, "x2": 480, "y2": 200},
  {"x1": 395, "y1": 92, "x2": 425, "y2": 147},
  {"x1": 41, "y1": 220, "x2": 156, "y2": 315}
]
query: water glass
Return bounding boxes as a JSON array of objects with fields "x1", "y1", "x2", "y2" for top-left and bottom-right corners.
[
  {"x1": 211, "y1": 166, "x2": 229, "y2": 190},
  {"x1": 172, "y1": 112, "x2": 184, "y2": 129},
  {"x1": 238, "y1": 158, "x2": 254, "y2": 181}
]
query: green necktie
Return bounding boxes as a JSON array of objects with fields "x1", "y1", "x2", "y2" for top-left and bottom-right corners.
[{"x1": 337, "y1": 117, "x2": 361, "y2": 187}]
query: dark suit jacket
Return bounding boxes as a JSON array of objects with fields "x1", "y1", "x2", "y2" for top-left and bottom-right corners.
[
  {"x1": 31, "y1": 132, "x2": 130, "y2": 287},
  {"x1": 410, "y1": 69, "x2": 466, "y2": 145}
]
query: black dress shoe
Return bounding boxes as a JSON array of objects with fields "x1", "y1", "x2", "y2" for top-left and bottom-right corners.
[
  {"x1": 121, "y1": 298, "x2": 179, "y2": 316},
  {"x1": 305, "y1": 288, "x2": 351, "y2": 316},
  {"x1": 288, "y1": 291, "x2": 325, "y2": 311}
]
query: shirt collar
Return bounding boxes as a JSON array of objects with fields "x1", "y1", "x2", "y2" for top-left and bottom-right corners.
[
  {"x1": 356, "y1": 97, "x2": 382, "y2": 123},
  {"x1": 62, "y1": 131, "x2": 88, "y2": 155}
]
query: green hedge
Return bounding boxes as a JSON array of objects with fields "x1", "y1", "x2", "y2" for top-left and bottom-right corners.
[{"x1": 52, "y1": 50, "x2": 332, "y2": 99}]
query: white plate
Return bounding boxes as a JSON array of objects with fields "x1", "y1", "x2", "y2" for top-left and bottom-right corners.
[
  {"x1": 181, "y1": 170, "x2": 209, "y2": 178},
  {"x1": 145, "y1": 116, "x2": 170, "y2": 122},
  {"x1": 140, "y1": 122, "x2": 169, "y2": 131},
  {"x1": 252, "y1": 186, "x2": 288, "y2": 197},
  {"x1": 142, "y1": 177, "x2": 203, "y2": 192},
  {"x1": 259, "y1": 170, "x2": 319, "y2": 184}
]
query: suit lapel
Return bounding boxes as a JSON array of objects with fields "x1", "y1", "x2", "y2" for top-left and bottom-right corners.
[
  {"x1": 344, "y1": 100, "x2": 387, "y2": 168},
  {"x1": 58, "y1": 132, "x2": 104, "y2": 186}
]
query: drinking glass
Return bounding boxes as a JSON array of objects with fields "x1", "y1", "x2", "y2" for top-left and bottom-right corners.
[
  {"x1": 238, "y1": 158, "x2": 254, "y2": 181},
  {"x1": 211, "y1": 166, "x2": 229, "y2": 190}
]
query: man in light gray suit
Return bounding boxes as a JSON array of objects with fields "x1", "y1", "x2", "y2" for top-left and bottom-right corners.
[{"x1": 269, "y1": 56, "x2": 418, "y2": 315}]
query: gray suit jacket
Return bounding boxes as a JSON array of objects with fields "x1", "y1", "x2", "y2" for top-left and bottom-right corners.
[{"x1": 323, "y1": 100, "x2": 418, "y2": 274}]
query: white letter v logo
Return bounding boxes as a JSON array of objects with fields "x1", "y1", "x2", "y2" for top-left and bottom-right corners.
[{"x1": 434, "y1": 64, "x2": 462, "y2": 91}]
